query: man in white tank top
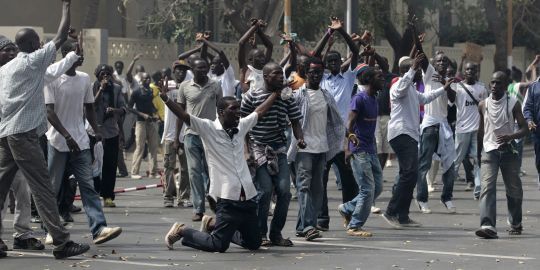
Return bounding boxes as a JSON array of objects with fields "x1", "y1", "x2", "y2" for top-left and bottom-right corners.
[{"x1": 476, "y1": 71, "x2": 528, "y2": 239}]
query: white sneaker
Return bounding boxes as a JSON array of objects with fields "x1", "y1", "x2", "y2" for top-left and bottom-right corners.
[
  {"x1": 427, "y1": 185, "x2": 435, "y2": 193},
  {"x1": 131, "y1": 174, "x2": 142, "y2": 179},
  {"x1": 442, "y1": 200, "x2": 457, "y2": 213},
  {"x1": 45, "y1": 233, "x2": 53, "y2": 245},
  {"x1": 370, "y1": 206, "x2": 381, "y2": 214},
  {"x1": 416, "y1": 200, "x2": 431, "y2": 214},
  {"x1": 94, "y1": 227, "x2": 123, "y2": 244},
  {"x1": 385, "y1": 159, "x2": 393, "y2": 168}
]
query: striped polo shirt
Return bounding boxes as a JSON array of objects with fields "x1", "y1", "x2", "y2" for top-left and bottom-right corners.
[{"x1": 240, "y1": 88, "x2": 302, "y2": 145}]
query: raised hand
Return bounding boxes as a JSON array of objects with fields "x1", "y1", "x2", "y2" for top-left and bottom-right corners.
[
  {"x1": 257, "y1": 19, "x2": 267, "y2": 29},
  {"x1": 533, "y1": 55, "x2": 540, "y2": 66},
  {"x1": 418, "y1": 32, "x2": 426, "y2": 43},
  {"x1": 444, "y1": 78, "x2": 455, "y2": 91},
  {"x1": 195, "y1": 32, "x2": 205, "y2": 42},
  {"x1": 360, "y1": 30, "x2": 372, "y2": 44},
  {"x1": 280, "y1": 33, "x2": 293, "y2": 43},
  {"x1": 329, "y1": 16, "x2": 343, "y2": 30},
  {"x1": 134, "y1": 53, "x2": 143, "y2": 61},
  {"x1": 351, "y1": 33, "x2": 361, "y2": 42},
  {"x1": 203, "y1": 31, "x2": 212, "y2": 40},
  {"x1": 412, "y1": 52, "x2": 425, "y2": 70},
  {"x1": 250, "y1": 18, "x2": 258, "y2": 26},
  {"x1": 75, "y1": 30, "x2": 83, "y2": 56}
]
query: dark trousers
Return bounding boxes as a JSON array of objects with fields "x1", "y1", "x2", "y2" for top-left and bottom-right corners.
[
  {"x1": 58, "y1": 170, "x2": 76, "y2": 215},
  {"x1": 181, "y1": 199, "x2": 261, "y2": 253},
  {"x1": 386, "y1": 134, "x2": 418, "y2": 222},
  {"x1": 318, "y1": 151, "x2": 359, "y2": 227},
  {"x1": 91, "y1": 136, "x2": 119, "y2": 200}
]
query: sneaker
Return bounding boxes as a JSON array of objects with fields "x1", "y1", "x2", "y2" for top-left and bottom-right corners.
[
  {"x1": 0, "y1": 249, "x2": 5, "y2": 258},
  {"x1": 13, "y1": 237, "x2": 45, "y2": 250},
  {"x1": 199, "y1": 215, "x2": 215, "y2": 233},
  {"x1": 131, "y1": 174, "x2": 142, "y2": 180},
  {"x1": 337, "y1": 204, "x2": 351, "y2": 228},
  {"x1": 441, "y1": 200, "x2": 456, "y2": 213},
  {"x1": 165, "y1": 222, "x2": 185, "y2": 250},
  {"x1": 400, "y1": 218, "x2": 422, "y2": 227},
  {"x1": 94, "y1": 227, "x2": 122, "y2": 244},
  {"x1": 381, "y1": 213, "x2": 402, "y2": 229},
  {"x1": 45, "y1": 234, "x2": 53, "y2": 245},
  {"x1": 475, "y1": 228, "x2": 498, "y2": 239},
  {"x1": 104, "y1": 198, "x2": 116, "y2": 208},
  {"x1": 53, "y1": 241, "x2": 90, "y2": 259},
  {"x1": 465, "y1": 182, "x2": 474, "y2": 191},
  {"x1": 164, "y1": 198, "x2": 174, "y2": 208},
  {"x1": 150, "y1": 173, "x2": 160, "y2": 179},
  {"x1": 385, "y1": 159, "x2": 393, "y2": 168},
  {"x1": 347, "y1": 228, "x2": 373, "y2": 237},
  {"x1": 192, "y1": 213, "x2": 203, "y2": 222},
  {"x1": 181, "y1": 200, "x2": 193, "y2": 208},
  {"x1": 0, "y1": 238, "x2": 7, "y2": 251},
  {"x1": 427, "y1": 185, "x2": 435, "y2": 193},
  {"x1": 371, "y1": 206, "x2": 382, "y2": 214},
  {"x1": 304, "y1": 228, "x2": 321, "y2": 241},
  {"x1": 416, "y1": 200, "x2": 432, "y2": 214}
]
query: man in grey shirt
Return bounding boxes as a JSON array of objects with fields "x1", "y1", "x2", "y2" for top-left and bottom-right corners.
[
  {"x1": 177, "y1": 57, "x2": 222, "y2": 221},
  {"x1": 0, "y1": 0, "x2": 90, "y2": 260}
]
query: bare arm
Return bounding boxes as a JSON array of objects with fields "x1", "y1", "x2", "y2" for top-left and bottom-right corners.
[
  {"x1": 477, "y1": 101, "x2": 484, "y2": 161},
  {"x1": 313, "y1": 30, "x2": 333, "y2": 58},
  {"x1": 335, "y1": 27, "x2": 359, "y2": 69},
  {"x1": 238, "y1": 24, "x2": 259, "y2": 70},
  {"x1": 202, "y1": 39, "x2": 230, "y2": 69},
  {"x1": 178, "y1": 45, "x2": 203, "y2": 60},
  {"x1": 283, "y1": 40, "x2": 297, "y2": 78},
  {"x1": 126, "y1": 53, "x2": 142, "y2": 84},
  {"x1": 53, "y1": 0, "x2": 71, "y2": 50},
  {"x1": 256, "y1": 27, "x2": 273, "y2": 64},
  {"x1": 290, "y1": 119, "x2": 305, "y2": 148}
]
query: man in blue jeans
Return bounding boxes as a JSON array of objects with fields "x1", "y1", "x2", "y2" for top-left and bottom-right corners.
[
  {"x1": 177, "y1": 57, "x2": 223, "y2": 221},
  {"x1": 45, "y1": 40, "x2": 122, "y2": 245},
  {"x1": 476, "y1": 71, "x2": 528, "y2": 239},
  {"x1": 523, "y1": 74, "x2": 540, "y2": 189},
  {"x1": 241, "y1": 62, "x2": 305, "y2": 247},
  {"x1": 339, "y1": 67, "x2": 384, "y2": 237}
]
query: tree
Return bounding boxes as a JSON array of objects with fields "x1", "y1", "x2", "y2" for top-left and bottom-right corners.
[
  {"x1": 82, "y1": 0, "x2": 100, "y2": 28},
  {"x1": 222, "y1": 0, "x2": 284, "y2": 37}
]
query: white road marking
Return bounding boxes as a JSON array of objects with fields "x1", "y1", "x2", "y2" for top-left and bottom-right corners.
[
  {"x1": 294, "y1": 240, "x2": 536, "y2": 260},
  {"x1": 6, "y1": 251, "x2": 172, "y2": 267}
]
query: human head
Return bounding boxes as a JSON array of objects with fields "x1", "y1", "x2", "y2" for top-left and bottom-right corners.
[
  {"x1": 464, "y1": 62, "x2": 478, "y2": 84},
  {"x1": 297, "y1": 54, "x2": 310, "y2": 78},
  {"x1": 325, "y1": 50, "x2": 342, "y2": 75},
  {"x1": 358, "y1": 66, "x2": 384, "y2": 95},
  {"x1": 434, "y1": 52, "x2": 449, "y2": 76},
  {"x1": 398, "y1": 56, "x2": 412, "y2": 75},
  {"x1": 490, "y1": 71, "x2": 510, "y2": 99},
  {"x1": 114, "y1": 61, "x2": 124, "y2": 75},
  {"x1": 217, "y1": 96, "x2": 241, "y2": 129},
  {"x1": 61, "y1": 41, "x2": 83, "y2": 68},
  {"x1": 14, "y1": 28, "x2": 40, "y2": 53},
  {"x1": 94, "y1": 64, "x2": 114, "y2": 83},
  {"x1": 305, "y1": 57, "x2": 325, "y2": 88},
  {"x1": 140, "y1": 72, "x2": 151, "y2": 87},
  {"x1": 511, "y1": 66, "x2": 522, "y2": 83},
  {"x1": 135, "y1": 64, "x2": 145, "y2": 74},
  {"x1": 263, "y1": 62, "x2": 284, "y2": 91},
  {"x1": 161, "y1": 67, "x2": 172, "y2": 79},
  {"x1": 447, "y1": 59, "x2": 457, "y2": 78},
  {"x1": 248, "y1": 48, "x2": 266, "y2": 70},
  {"x1": 210, "y1": 55, "x2": 225, "y2": 76},
  {"x1": 151, "y1": 71, "x2": 162, "y2": 84},
  {"x1": 191, "y1": 57, "x2": 209, "y2": 81},
  {"x1": 0, "y1": 35, "x2": 17, "y2": 66},
  {"x1": 172, "y1": 60, "x2": 190, "y2": 83}
]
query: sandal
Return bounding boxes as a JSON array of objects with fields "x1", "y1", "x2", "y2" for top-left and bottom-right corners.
[
  {"x1": 261, "y1": 239, "x2": 273, "y2": 247},
  {"x1": 271, "y1": 237, "x2": 294, "y2": 247},
  {"x1": 507, "y1": 227, "x2": 523, "y2": 235}
]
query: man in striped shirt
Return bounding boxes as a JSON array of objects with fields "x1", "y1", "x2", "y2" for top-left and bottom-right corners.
[{"x1": 241, "y1": 62, "x2": 305, "y2": 247}]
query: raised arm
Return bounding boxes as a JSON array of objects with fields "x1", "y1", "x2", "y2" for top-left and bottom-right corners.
[
  {"x1": 331, "y1": 17, "x2": 359, "y2": 69},
  {"x1": 126, "y1": 53, "x2": 142, "y2": 84},
  {"x1": 178, "y1": 44, "x2": 203, "y2": 61},
  {"x1": 201, "y1": 38, "x2": 230, "y2": 69},
  {"x1": 255, "y1": 21, "x2": 273, "y2": 64},
  {"x1": 281, "y1": 34, "x2": 297, "y2": 78},
  {"x1": 238, "y1": 23, "x2": 260, "y2": 70},
  {"x1": 53, "y1": 0, "x2": 71, "y2": 50},
  {"x1": 158, "y1": 80, "x2": 190, "y2": 125},
  {"x1": 313, "y1": 28, "x2": 334, "y2": 58}
]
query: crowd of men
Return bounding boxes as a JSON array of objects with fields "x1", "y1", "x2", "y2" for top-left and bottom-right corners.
[{"x1": 1, "y1": 0, "x2": 540, "y2": 259}]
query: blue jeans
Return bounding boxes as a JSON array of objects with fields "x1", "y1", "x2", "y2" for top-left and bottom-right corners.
[
  {"x1": 184, "y1": 134, "x2": 209, "y2": 214},
  {"x1": 417, "y1": 125, "x2": 455, "y2": 203},
  {"x1": 342, "y1": 152, "x2": 383, "y2": 229},
  {"x1": 454, "y1": 131, "x2": 481, "y2": 198},
  {"x1": 295, "y1": 152, "x2": 325, "y2": 234},
  {"x1": 479, "y1": 148, "x2": 523, "y2": 231},
  {"x1": 254, "y1": 153, "x2": 291, "y2": 240},
  {"x1": 48, "y1": 146, "x2": 107, "y2": 238}
]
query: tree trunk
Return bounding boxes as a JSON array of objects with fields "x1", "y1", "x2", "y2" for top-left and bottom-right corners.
[
  {"x1": 82, "y1": 0, "x2": 100, "y2": 28},
  {"x1": 483, "y1": 0, "x2": 507, "y2": 72}
]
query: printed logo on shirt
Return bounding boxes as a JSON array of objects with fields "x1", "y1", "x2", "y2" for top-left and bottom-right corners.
[{"x1": 465, "y1": 100, "x2": 478, "y2": 107}]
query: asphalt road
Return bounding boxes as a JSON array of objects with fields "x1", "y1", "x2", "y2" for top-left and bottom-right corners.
[{"x1": 2, "y1": 145, "x2": 540, "y2": 270}]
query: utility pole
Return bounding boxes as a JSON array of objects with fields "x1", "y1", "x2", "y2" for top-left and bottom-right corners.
[
  {"x1": 284, "y1": 0, "x2": 292, "y2": 34},
  {"x1": 346, "y1": 0, "x2": 358, "y2": 54},
  {"x1": 507, "y1": 0, "x2": 512, "y2": 68}
]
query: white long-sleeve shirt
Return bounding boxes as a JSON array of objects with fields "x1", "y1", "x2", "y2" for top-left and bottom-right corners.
[{"x1": 388, "y1": 68, "x2": 446, "y2": 142}]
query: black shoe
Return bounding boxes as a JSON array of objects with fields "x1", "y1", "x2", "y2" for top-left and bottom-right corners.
[
  {"x1": 53, "y1": 241, "x2": 90, "y2": 259},
  {"x1": 475, "y1": 228, "x2": 498, "y2": 239},
  {"x1": 117, "y1": 172, "x2": 128, "y2": 177},
  {"x1": 69, "y1": 205, "x2": 82, "y2": 213},
  {"x1": 0, "y1": 238, "x2": 7, "y2": 251},
  {"x1": 13, "y1": 237, "x2": 45, "y2": 250},
  {"x1": 381, "y1": 213, "x2": 403, "y2": 229},
  {"x1": 0, "y1": 249, "x2": 6, "y2": 258},
  {"x1": 62, "y1": 212, "x2": 74, "y2": 223}
]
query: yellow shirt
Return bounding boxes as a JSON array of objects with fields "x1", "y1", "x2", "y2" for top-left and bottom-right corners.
[{"x1": 150, "y1": 83, "x2": 165, "y2": 121}]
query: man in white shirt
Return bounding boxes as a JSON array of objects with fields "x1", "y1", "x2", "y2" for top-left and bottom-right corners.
[
  {"x1": 382, "y1": 54, "x2": 449, "y2": 229},
  {"x1": 453, "y1": 63, "x2": 486, "y2": 200},
  {"x1": 45, "y1": 41, "x2": 122, "y2": 245},
  {"x1": 416, "y1": 52, "x2": 458, "y2": 214},
  {"x1": 162, "y1": 60, "x2": 192, "y2": 207},
  {"x1": 198, "y1": 37, "x2": 236, "y2": 97},
  {"x1": 162, "y1": 80, "x2": 280, "y2": 252}
]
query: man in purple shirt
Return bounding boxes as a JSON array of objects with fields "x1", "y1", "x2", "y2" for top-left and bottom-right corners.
[{"x1": 338, "y1": 67, "x2": 385, "y2": 237}]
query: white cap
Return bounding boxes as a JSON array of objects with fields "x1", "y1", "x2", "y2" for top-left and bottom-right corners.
[{"x1": 398, "y1": 56, "x2": 412, "y2": 67}]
